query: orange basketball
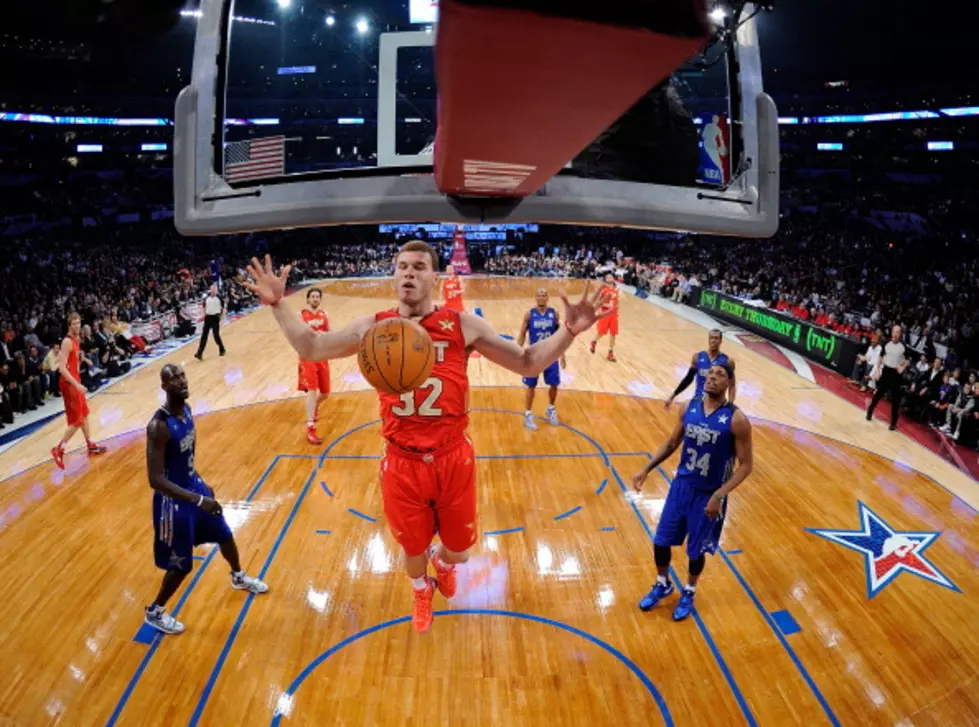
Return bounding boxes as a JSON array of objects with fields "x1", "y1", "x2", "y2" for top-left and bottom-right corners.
[{"x1": 358, "y1": 318, "x2": 435, "y2": 395}]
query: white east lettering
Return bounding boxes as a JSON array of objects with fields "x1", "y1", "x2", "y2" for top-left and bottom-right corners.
[
  {"x1": 433, "y1": 341, "x2": 449, "y2": 363},
  {"x1": 685, "y1": 423, "x2": 720, "y2": 446}
]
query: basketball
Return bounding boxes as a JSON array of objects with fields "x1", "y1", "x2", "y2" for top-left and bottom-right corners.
[{"x1": 358, "y1": 318, "x2": 435, "y2": 395}]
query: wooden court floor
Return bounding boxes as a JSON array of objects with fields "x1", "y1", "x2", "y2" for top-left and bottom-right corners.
[{"x1": 1, "y1": 277, "x2": 977, "y2": 726}]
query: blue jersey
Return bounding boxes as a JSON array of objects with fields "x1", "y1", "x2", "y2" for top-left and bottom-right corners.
[
  {"x1": 694, "y1": 350, "x2": 730, "y2": 398},
  {"x1": 676, "y1": 398, "x2": 737, "y2": 492},
  {"x1": 152, "y1": 405, "x2": 207, "y2": 495},
  {"x1": 527, "y1": 307, "x2": 558, "y2": 345}
]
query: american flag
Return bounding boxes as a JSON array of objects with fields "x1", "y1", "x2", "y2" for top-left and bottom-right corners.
[{"x1": 224, "y1": 136, "x2": 285, "y2": 182}]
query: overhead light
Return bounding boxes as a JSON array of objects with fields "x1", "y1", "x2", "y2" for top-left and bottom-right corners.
[
  {"x1": 355, "y1": 17, "x2": 369, "y2": 34},
  {"x1": 709, "y1": 7, "x2": 727, "y2": 23},
  {"x1": 325, "y1": 15, "x2": 335, "y2": 26},
  {"x1": 277, "y1": 0, "x2": 291, "y2": 9}
]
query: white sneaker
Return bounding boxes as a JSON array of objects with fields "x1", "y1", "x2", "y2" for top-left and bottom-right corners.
[
  {"x1": 231, "y1": 571, "x2": 269, "y2": 594},
  {"x1": 940, "y1": 425, "x2": 952, "y2": 433},
  {"x1": 546, "y1": 407, "x2": 559, "y2": 426},
  {"x1": 524, "y1": 412, "x2": 538, "y2": 431},
  {"x1": 145, "y1": 605, "x2": 185, "y2": 635}
]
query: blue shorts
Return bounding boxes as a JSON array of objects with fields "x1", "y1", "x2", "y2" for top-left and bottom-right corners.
[
  {"x1": 523, "y1": 361, "x2": 560, "y2": 388},
  {"x1": 153, "y1": 481, "x2": 233, "y2": 573},
  {"x1": 653, "y1": 477, "x2": 726, "y2": 559}
]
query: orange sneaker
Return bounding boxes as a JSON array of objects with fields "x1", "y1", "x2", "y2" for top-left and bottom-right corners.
[
  {"x1": 306, "y1": 427, "x2": 323, "y2": 445},
  {"x1": 51, "y1": 445, "x2": 65, "y2": 470},
  {"x1": 412, "y1": 578, "x2": 435, "y2": 633},
  {"x1": 589, "y1": 341, "x2": 597, "y2": 354},
  {"x1": 87, "y1": 443, "x2": 107, "y2": 456},
  {"x1": 428, "y1": 546, "x2": 457, "y2": 599},
  {"x1": 607, "y1": 351, "x2": 617, "y2": 362}
]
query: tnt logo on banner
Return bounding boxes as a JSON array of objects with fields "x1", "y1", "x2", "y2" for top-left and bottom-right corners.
[{"x1": 697, "y1": 113, "x2": 731, "y2": 186}]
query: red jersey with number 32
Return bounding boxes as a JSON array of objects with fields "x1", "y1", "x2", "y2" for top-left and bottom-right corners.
[
  {"x1": 600, "y1": 284, "x2": 620, "y2": 318},
  {"x1": 375, "y1": 307, "x2": 469, "y2": 452}
]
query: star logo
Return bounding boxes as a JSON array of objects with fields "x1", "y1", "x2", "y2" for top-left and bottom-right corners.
[
  {"x1": 806, "y1": 502, "x2": 959, "y2": 599},
  {"x1": 168, "y1": 553, "x2": 187, "y2": 570},
  {"x1": 718, "y1": 415, "x2": 729, "y2": 424},
  {"x1": 440, "y1": 320, "x2": 455, "y2": 331}
]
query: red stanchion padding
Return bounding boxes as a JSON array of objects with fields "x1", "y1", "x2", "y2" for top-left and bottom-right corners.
[{"x1": 433, "y1": 0, "x2": 709, "y2": 198}]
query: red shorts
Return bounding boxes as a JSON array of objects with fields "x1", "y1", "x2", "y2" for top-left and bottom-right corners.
[
  {"x1": 297, "y1": 361, "x2": 331, "y2": 393},
  {"x1": 597, "y1": 315, "x2": 619, "y2": 337},
  {"x1": 380, "y1": 437, "x2": 477, "y2": 557},
  {"x1": 444, "y1": 298, "x2": 465, "y2": 313},
  {"x1": 61, "y1": 385, "x2": 90, "y2": 427}
]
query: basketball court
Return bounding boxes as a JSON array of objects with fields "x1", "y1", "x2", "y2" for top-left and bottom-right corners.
[{"x1": 1, "y1": 278, "x2": 977, "y2": 726}]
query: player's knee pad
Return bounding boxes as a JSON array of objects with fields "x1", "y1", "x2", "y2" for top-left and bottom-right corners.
[
  {"x1": 654, "y1": 544, "x2": 672, "y2": 567},
  {"x1": 689, "y1": 554, "x2": 706, "y2": 576}
]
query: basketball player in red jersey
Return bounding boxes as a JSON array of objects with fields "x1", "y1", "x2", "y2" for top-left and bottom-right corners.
[
  {"x1": 51, "y1": 312, "x2": 107, "y2": 469},
  {"x1": 245, "y1": 242, "x2": 609, "y2": 633},
  {"x1": 298, "y1": 288, "x2": 331, "y2": 445},
  {"x1": 441, "y1": 264, "x2": 465, "y2": 313},
  {"x1": 589, "y1": 273, "x2": 621, "y2": 362}
]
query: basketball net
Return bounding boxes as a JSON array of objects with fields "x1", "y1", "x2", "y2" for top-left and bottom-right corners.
[{"x1": 432, "y1": 0, "x2": 709, "y2": 198}]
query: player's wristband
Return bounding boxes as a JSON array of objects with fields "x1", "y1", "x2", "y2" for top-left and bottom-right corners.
[
  {"x1": 711, "y1": 492, "x2": 724, "y2": 501},
  {"x1": 564, "y1": 320, "x2": 577, "y2": 338}
]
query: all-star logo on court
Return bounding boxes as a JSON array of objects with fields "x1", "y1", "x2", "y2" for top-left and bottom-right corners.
[{"x1": 806, "y1": 502, "x2": 959, "y2": 599}]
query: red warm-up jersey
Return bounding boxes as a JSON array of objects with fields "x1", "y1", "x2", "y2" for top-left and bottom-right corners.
[
  {"x1": 375, "y1": 306, "x2": 470, "y2": 452},
  {"x1": 301, "y1": 307, "x2": 329, "y2": 333},
  {"x1": 600, "y1": 284, "x2": 620, "y2": 318},
  {"x1": 442, "y1": 276, "x2": 464, "y2": 311}
]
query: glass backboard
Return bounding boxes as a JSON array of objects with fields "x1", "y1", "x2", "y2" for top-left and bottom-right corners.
[{"x1": 174, "y1": 0, "x2": 779, "y2": 236}]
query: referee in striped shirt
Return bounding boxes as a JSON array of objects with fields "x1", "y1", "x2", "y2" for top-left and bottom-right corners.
[
  {"x1": 866, "y1": 324, "x2": 908, "y2": 431},
  {"x1": 194, "y1": 284, "x2": 226, "y2": 360}
]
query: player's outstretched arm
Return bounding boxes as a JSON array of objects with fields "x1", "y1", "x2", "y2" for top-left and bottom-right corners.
[
  {"x1": 633, "y1": 405, "x2": 685, "y2": 490},
  {"x1": 666, "y1": 352, "x2": 699, "y2": 409},
  {"x1": 727, "y1": 358, "x2": 738, "y2": 404},
  {"x1": 463, "y1": 282, "x2": 609, "y2": 377},
  {"x1": 146, "y1": 419, "x2": 221, "y2": 515},
  {"x1": 243, "y1": 254, "x2": 370, "y2": 361},
  {"x1": 714, "y1": 410, "x2": 753, "y2": 499}
]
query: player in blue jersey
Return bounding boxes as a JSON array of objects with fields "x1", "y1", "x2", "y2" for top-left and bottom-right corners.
[
  {"x1": 632, "y1": 363, "x2": 753, "y2": 621},
  {"x1": 518, "y1": 288, "x2": 566, "y2": 429},
  {"x1": 143, "y1": 364, "x2": 268, "y2": 635},
  {"x1": 665, "y1": 329, "x2": 736, "y2": 409}
]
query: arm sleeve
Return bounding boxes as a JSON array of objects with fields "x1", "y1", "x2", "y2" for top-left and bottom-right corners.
[{"x1": 673, "y1": 367, "x2": 697, "y2": 398}]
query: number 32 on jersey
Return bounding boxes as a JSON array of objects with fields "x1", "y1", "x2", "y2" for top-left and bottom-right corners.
[{"x1": 391, "y1": 377, "x2": 443, "y2": 417}]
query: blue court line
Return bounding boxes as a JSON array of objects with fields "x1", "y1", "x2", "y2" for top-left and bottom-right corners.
[
  {"x1": 347, "y1": 508, "x2": 377, "y2": 523},
  {"x1": 595, "y1": 478, "x2": 609, "y2": 495},
  {"x1": 770, "y1": 610, "x2": 802, "y2": 636},
  {"x1": 607, "y1": 462, "x2": 758, "y2": 727},
  {"x1": 192, "y1": 555, "x2": 206, "y2": 562},
  {"x1": 600, "y1": 526, "x2": 616, "y2": 532},
  {"x1": 318, "y1": 451, "x2": 649, "y2": 462},
  {"x1": 653, "y1": 465, "x2": 839, "y2": 727},
  {"x1": 269, "y1": 608, "x2": 673, "y2": 727},
  {"x1": 718, "y1": 547, "x2": 840, "y2": 726},
  {"x1": 186, "y1": 410, "x2": 715, "y2": 724},
  {"x1": 553, "y1": 505, "x2": 582, "y2": 521},
  {"x1": 484, "y1": 526, "x2": 525, "y2": 536},
  {"x1": 131, "y1": 623, "x2": 157, "y2": 645},
  {"x1": 106, "y1": 455, "x2": 287, "y2": 727},
  {"x1": 319, "y1": 481, "x2": 334, "y2": 497},
  {"x1": 315, "y1": 529, "x2": 331, "y2": 535},
  {"x1": 188, "y1": 465, "x2": 321, "y2": 726},
  {"x1": 190, "y1": 420, "x2": 377, "y2": 726},
  {"x1": 726, "y1": 549, "x2": 743, "y2": 555}
]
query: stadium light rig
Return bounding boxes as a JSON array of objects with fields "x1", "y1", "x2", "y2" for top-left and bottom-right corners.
[
  {"x1": 325, "y1": 15, "x2": 336, "y2": 26},
  {"x1": 355, "y1": 17, "x2": 369, "y2": 34},
  {"x1": 277, "y1": 0, "x2": 291, "y2": 9}
]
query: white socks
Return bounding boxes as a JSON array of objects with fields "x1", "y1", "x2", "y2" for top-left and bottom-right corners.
[{"x1": 410, "y1": 576, "x2": 428, "y2": 590}]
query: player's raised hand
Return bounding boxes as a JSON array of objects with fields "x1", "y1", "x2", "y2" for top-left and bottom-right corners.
[
  {"x1": 632, "y1": 471, "x2": 648, "y2": 492},
  {"x1": 242, "y1": 254, "x2": 292, "y2": 307},
  {"x1": 560, "y1": 281, "x2": 612, "y2": 336}
]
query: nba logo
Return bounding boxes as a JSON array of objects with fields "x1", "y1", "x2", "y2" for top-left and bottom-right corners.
[{"x1": 697, "y1": 113, "x2": 731, "y2": 186}]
